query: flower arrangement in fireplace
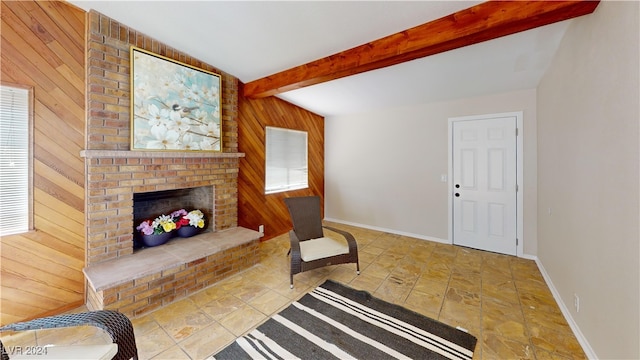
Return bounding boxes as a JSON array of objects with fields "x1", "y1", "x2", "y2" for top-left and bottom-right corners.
[
  {"x1": 136, "y1": 214, "x2": 176, "y2": 235},
  {"x1": 171, "y1": 209, "x2": 206, "y2": 229},
  {"x1": 136, "y1": 209, "x2": 206, "y2": 247}
]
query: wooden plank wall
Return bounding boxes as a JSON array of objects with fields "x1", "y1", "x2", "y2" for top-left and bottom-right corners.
[
  {"x1": 0, "y1": 0, "x2": 86, "y2": 326},
  {"x1": 238, "y1": 88, "x2": 324, "y2": 241}
]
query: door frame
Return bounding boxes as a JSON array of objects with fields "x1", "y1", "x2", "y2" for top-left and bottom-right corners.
[{"x1": 447, "y1": 111, "x2": 524, "y2": 257}]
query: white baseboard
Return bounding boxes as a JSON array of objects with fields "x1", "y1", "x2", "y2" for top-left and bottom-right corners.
[
  {"x1": 520, "y1": 253, "x2": 537, "y2": 261},
  {"x1": 534, "y1": 257, "x2": 598, "y2": 359},
  {"x1": 323, "y1": 218, "x2": 450, "y2": 244}
]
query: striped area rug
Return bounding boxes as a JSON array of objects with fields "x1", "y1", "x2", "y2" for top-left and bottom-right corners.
[{"x1": 212, "y1": 280, "x2": 477, "y2": 360}]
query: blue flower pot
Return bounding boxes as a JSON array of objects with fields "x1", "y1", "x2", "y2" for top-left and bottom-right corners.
[
  {"x1": 140, "y1": 231, "x2": 174, "y2": 247},
  {"x1": 176, "y1": 225, "x2": 200, "y2": 238}
]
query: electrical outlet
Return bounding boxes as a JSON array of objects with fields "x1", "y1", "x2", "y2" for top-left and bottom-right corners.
[
  {"x1": 259, "y1": 225, "x2": 264, "y2": 233},
  {"x1": 574, "y1": 294, "x2": 580, "y2": 313}
]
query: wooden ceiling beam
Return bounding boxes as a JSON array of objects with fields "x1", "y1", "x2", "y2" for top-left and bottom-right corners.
[{"x1": 243, "y1": 0, "x2": 599, "y2": 99}]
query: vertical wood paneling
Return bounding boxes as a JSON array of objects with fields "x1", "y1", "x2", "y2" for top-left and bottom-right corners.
[
  {"x1": 0, "y1": 0, "x2": 85, "y2": 326},
  {"x1": 238, "y1": 88, "x2": 324, "y2": 241}
]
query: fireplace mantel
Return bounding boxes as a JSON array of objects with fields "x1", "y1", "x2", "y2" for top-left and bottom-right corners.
[{"x1": 80, "y1": 150, "x2": 245, "y2": 159}]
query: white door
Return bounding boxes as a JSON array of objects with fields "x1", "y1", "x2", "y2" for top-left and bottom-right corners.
[{"x1": 452, "y1": 116, "x2": 517, "y2": 255}]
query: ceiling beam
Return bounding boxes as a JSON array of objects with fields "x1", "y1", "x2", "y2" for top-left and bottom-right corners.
[{"x1": 243, "y1": 0, "x2": 599, "y2": 99}]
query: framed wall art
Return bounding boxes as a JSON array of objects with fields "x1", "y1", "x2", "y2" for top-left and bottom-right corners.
[{"x1": 130, "y1": 46, "x2": 222, "y2": 151}]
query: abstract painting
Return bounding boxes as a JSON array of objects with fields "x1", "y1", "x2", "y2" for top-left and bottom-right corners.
[{"x1": 130, "y1": 46, "x2": 222, "y2": 151}]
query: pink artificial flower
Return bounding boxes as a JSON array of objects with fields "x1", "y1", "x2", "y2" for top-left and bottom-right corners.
[
  {"x1": 171, "y1": 209, "x2": 188, "y2": 218},
  {"x1": 136, "y1": 220, "x2": 154, "y2": 235}
]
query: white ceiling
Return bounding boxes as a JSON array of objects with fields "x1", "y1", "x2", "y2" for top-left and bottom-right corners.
[{"x1": 69, "y1": 1, "x2": 572, "y2": 117}]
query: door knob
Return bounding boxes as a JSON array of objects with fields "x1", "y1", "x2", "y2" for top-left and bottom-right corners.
[
  {"x1": 455, "y1": 193, "x2": 460, "y2": 197},
  {"x1": 455, "y1": 184, "x2": 460, "y2": 188}
]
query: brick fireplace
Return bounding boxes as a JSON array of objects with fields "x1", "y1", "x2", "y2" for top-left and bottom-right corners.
[
  {"x1": 82, "y1": 150, "x2": 243, "y2": 264},
  {"x1": 84, "y1": 9, "x2": 244, "y2": 265},
  {"x1": 80, "y1": 11, "x2": 261, "y2": 318},
  {"x1": 81, "y1": 150, "x2": 261, "y2": 317}
]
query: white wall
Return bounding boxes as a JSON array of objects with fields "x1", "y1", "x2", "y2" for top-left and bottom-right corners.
[
  {"x1": 325, "y1": 89, "x2": 538, "y2": 255},
  {"x1": 537, "y1": 1, "x2": 639, "y2": 359}
]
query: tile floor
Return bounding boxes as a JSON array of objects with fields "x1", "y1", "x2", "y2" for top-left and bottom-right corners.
[{"x1": 1, "y1": 223, "x2": 586, "y2": 359}]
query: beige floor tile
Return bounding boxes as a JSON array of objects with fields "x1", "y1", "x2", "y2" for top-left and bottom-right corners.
[
  {"x1": 247, "y1": 267, "x2": 286, "y2": 289},
  {"x1": 179, "y1": 322, "x2": 236, "y2": 359},
  {"x1": 348, "y1": 271, "x2": 385, "y2": 293},
  {"x1": 161, "y1": 309, "x2": 215, "y2": 341},
  {"x1": 294, "y1": 267, "x2": 333, "y2": 286},
  {"x1": 248, "y1": 289, "x2": 291, "y2": 316},
  {"x1": 482, "y1": 297, "x2": 525, "y2": 322},
  {"x1": 361, "y1": 261, "x2": 393, "y2": 278},
  {"x1": 150, "y1": 344, "x2": 191, "y2": 359},
  {"x1": 444, "y1": 287, "x2": 482, "y2": 308},
  {"x1": 226, "y1": 282, "x2": 270, "y2": 303},
  {"x1": 199, "y1": 294, "x2": 245, "y2": 320},
  {"x1": 440, "y1": 291, "x2": 482, "y2": 335},
  {"x1": 392, "y1": 260, "x2": 423, "y2": 280},
  {"x1": 482, "y1": 332, "x2": 536, "y2": 359},
  {"x1": 361, "y1": 245, "x2": 386, "y2": 256},
  {"x1": 404, "y1": 289, "x2": 443, "y2": 318},
  {"x1": 422, "y1": 264, "x2": 452, "y2": 283},
  {"x1": 482, "y1": 280, "x2": 519, "y2": 304},
  {"x1": 152, "y1": 298, "x2": 200, "y2": 326},
  {"x1": 356, "y1": 251, "x2": 377, "y2": 268},
  {"x1": 482, "y1": 315, "x2": 530, "y2": 345},
  {"x1": 433, "y1": 243, "x2": 459, "y2": 255},
  {"x1": 189, "y1": 284, "x2": 234, "y2": 307},
  {"x1": 528, "y1": 324, "x2": 584, "y2": 357},
  {"x1": 217, "y1": 303, "x2": 267, "y2": 336},
  {"x1": 132, "y1": 314, "x2": 162, "y2": 336},
  {"x1": 533, "y1": 347, "x2": 579, "y2": 360},
  {"x1": 327, "y1": 265, "x2": 359, "y2": 284},
  {"x1": 449, "y1": 273, "x2": 482, "y2": 293},
  {"x1": 135, "y1": 326, "x2": 176, "y2": 359},
  {"x1": 414, "y1": 276, "x2": 449, "y2": 297},
  {"x1": 376, "y1": 252, "x2": 405, "y2": 268},
  {"x1": 374, "y1": 276, "x2": 414, "y2": 304},
  {"x1": 272, "y1": 279, "x2": 313, "y2": 299}
]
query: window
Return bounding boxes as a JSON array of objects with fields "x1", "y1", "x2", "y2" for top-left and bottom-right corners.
[
  {"x1": 265, "y1": 126, "x2": 308, "y2": 194},
  {"x1": 0, "y1": 84, "x2": 32, "y2": 236}
]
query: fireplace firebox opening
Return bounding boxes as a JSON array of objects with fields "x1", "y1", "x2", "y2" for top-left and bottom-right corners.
[{"x1": 132, "y1": 186, "x2": 214, "y2": 249}]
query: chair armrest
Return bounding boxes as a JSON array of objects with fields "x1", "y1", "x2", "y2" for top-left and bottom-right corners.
[
  {"x1": 288, "y1": 230, "x2": 303, "y2": 274},
  {"x1": 288, "y1": 230, "x2": 302, "y2": 256},
  {"x1": 322, "y1": 226, "x2": 358, "y2": 253},
  {"x1": 0, "y1": 311, "x2": 137, "y2": 360}
]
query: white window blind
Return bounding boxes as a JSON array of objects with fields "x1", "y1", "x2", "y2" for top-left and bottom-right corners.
[
  {"x1": 265, "y1": 127, "x2": 308, "y2": 194},
  {"x1": 0, "y1": 85, "x2": 30, "y2": 236}
]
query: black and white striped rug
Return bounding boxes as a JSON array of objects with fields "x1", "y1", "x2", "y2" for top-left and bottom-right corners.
[{"x1": 212, "y1": 280, "x2": 477, "y2": 360}]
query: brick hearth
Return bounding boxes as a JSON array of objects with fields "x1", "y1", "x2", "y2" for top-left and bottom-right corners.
[{"x1": 84, "y1": 228, "x2": 259, "y2": 317}]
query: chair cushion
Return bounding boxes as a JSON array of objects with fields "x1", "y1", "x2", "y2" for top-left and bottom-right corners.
[{"x1": 300, "y1": 237, "x2": 349, "y2": 262}]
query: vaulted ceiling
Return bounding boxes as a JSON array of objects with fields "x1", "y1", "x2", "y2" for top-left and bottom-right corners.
[{"x1": 69, "y1": 1, "x2": 599, "y2": 116}]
